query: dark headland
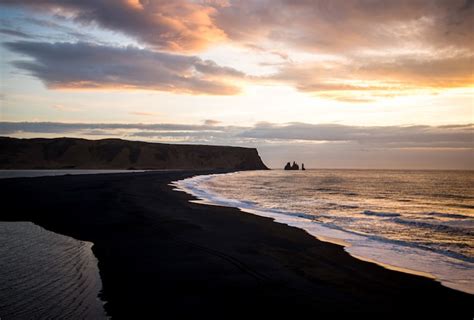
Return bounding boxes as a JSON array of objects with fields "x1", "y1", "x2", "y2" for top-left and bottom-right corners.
[
  {"x1": 0, "y1": 137, "x2": 268, "y2": 170},
  {"x1": 0, "y1": 138, "x2": 472, "y2": 317}
]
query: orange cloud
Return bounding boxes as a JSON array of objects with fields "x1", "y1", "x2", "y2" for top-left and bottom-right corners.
[
  {"x1": 143, "y1": 1, "x2": 227, "y2": 51},
  {"x1": 125, "y1": 0, "x2": 144, "y2": 10},
  {"x1": 266, "y1": 51, "x2": 473, "y2": 101}
]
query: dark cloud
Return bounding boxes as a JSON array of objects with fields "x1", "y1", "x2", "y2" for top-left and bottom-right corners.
[
  {"x1": 238, "y1": 123, "x2": 474, "y2": 149},
  {"x1": 21, "y1": 17, "x2": 102, "y2": 42},
  {"x1": 0, "y1": 28, "x2": 32, "y2": 38},
  {"x1": 4, "y1": 41, "x2": 244, "y2": 94},
  {"x1": 0, "y1": 122, "x2": 231, "y2": 134},
  {"x1": 1, "y1": 121, "x2": 472, "y2": 150}
]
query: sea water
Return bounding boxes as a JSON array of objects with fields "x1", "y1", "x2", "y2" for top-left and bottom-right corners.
[
  {"x1": 0, "y1": 222, "x2": 108, "y2": 319},
  {"x1": 174, "y1": 169, "x2": 474, "y2": 294}
]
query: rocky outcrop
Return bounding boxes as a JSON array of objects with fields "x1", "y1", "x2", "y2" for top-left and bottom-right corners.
[
  {"x1": 284, "y1": 161, "x2": 300, "y2": 170},
  {"x1": 0, "y1": 137, "x2": 268, "y2": 170}
]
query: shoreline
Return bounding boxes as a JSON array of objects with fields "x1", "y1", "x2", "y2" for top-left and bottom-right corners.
[
  {"x1": 174, "y1": 171, "x2": 474, "y2": 294},
  {"x1": 0, "y1": 170, "x2": 472, "y2": 317}
]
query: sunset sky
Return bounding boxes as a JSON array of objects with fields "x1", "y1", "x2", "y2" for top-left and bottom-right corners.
[{"x1": 0, "y1": 0, "x2": 472, "y2": 169}]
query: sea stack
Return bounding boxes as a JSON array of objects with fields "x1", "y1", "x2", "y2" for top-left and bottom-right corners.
[
  {"x1": 302, "y1": 163, "x2": 305, "y2": 171},
  {"x1": 284, "y1": 161, "x2": 300, "y2": 170}
]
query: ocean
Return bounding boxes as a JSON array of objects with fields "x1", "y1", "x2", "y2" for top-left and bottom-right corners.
[
  {"x1": 174, "y1": 169, "x2": 474, "y2": 294},
  {"x1": 0, "y1": 222, "x2": 108, "y2": 319}
]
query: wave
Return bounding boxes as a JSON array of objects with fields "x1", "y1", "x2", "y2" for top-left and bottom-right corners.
[
  {"x1": 392, "y1": 218, "x2": 474, "y2": 237},
  {"x1": 452, "y1": 204, "x2": 474, "y2": 209},
  {"x1": 360, "y1": 210, "x2": 472, "y2": 221},
  {"x1": 361, "y1": 210, "x2": 401, "y2": 217},
  {"x1": 424, "y1": 211, "x2": 472, "y2": 220},
  {"x1": 338, "y1": 204, "x2": 359, "y2": 209},
  {"x1": 432, "y1": 193, "x2": 474, "y2": 200}
]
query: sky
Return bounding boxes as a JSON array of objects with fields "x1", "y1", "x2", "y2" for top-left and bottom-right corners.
[{"x1": 0, "y1": 0, "x2": 472, "y2": 169}]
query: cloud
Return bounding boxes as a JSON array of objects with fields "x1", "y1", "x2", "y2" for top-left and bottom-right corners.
[
  {"x1": 130, "y1": 111, "x2": 159, "y2": 117},
  {"x1": 215, "y1": 0, "x2": 473, "y2": 53},
  {"x1": 4, "y1": 41, "x2": 245, "y2": 95},
  {"x1": 1, "y1": 121, "x2": 472, "y2": 150},
  {"x1": 20, "y1": 17, "x2": 104, "y2": 43},
  {"x1": 3, "y1": 0, "x2": 472, "y2": 54},
  {"x1": 218, "y1": 0, "x2": 473, "y2": 98},
  {"x1": 238, "y1": 123, "x2": 474, "y2": 149},
  {"x1": 203, "y1": 119, "x2": 221, "y2": 126},
  {"x1": 2, "y1": 1, "x2": 472, "y2": 99},
  {"x1": 355, "y1": 55, "x2": 474, "y2": 88},
  {"x1": 0, "y1": 122, "x2": 232, "y2": 135},
  {"x1": 265, "y1": 53, "x2": 474, "y2": 100},
  {"x1": 0, "y1": 28, "x2": 32, "y2": 38},
  {"x1": 0, "y1": 0, "x2": 226, "y2": 52},
  {"x1": 51, "y1": 104, "x2": 81, "y2": 112}
]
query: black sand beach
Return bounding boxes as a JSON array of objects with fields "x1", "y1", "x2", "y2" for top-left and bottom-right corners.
[{"x1": 0, "y1": 170, "x2": 472, "y2": 317}]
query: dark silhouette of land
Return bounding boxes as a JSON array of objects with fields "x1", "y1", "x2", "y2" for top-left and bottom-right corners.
[
  {"x1": 0, "y1": 137, "x2": 267, "y2": 170},
  {"x1": 284, "y1": 161, "x2": 300, "y2": 170},
  {"x1": 0, "y1": 171, "x2": 472, "y2": 318}
]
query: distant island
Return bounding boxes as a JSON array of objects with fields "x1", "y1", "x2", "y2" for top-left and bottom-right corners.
[
  {"x1": 284, "y1": 161, "x2": 305, "y2": 170},
  {"x1": 0, "y1": 137, "x2": 268, "y2": 170}
]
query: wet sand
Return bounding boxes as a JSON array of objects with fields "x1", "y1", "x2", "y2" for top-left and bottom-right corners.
[{"x1": 0, "y1": 170, "x2": 472, "y2": 317}]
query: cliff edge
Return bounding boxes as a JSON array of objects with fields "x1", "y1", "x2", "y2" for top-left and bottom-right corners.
[{"x1": 0, "y1": 137, "x2": 268, "y2": 170}]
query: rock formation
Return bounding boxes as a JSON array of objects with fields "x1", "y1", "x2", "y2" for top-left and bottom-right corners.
[
  {"x1": 284, "y1": 161, "x2": 300, "y2": 170},
  {"x1": 0, "y1": 137, "x2": 269, "y2": 170}
]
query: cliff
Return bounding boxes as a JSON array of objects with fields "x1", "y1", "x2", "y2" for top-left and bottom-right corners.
[{"x1": 0, "y1": 137, "x2": 268, "y2": 170}]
